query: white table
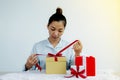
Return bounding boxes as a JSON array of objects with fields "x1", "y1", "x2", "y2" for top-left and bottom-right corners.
[{"x1": 0, "y1": 70, "x2": 120, "y2": 80}]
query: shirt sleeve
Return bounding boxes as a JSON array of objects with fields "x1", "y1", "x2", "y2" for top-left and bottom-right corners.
[
  {"x1": 31, "y1": 43, "x2": 38, "y2": 54},
  {"x1": 65, "y1": 47, "x2": 75, "y2": 70},
  {"x1": 70, "y1": 49, "x2": 75, "y2": 65}
]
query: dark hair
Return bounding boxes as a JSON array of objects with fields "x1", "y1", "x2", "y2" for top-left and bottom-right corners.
[{"x1": 47, "y1": 8, "x2": 67, "y2": 27}]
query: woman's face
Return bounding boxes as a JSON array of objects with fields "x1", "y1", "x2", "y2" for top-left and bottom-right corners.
[{"x1": 47, "y1": 21, "x2": 65, "y2": 40}]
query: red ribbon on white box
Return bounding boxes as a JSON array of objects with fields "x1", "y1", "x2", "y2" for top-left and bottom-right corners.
[{"x1": 64, "y1": 65, "x2": 86, "y2": 78}]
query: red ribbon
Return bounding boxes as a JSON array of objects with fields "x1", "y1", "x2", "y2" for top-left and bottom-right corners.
[
  {"x1": 35, "y1": 63, "x2": 42, "y2": 71},
  {"x1": 35, "y1": 40, "x2": 78, "y2": 71},
  {"x1": 57, "y1": 40, "x2": 78, "y2": 54},
  {"x1": 47, "y1": 40, "x2": 78, "y2": 61},
  {"x1": 47, "y1": 53, "x2": 62, "y2": 61},
  {"x1": 35, "y1": 54, "x2": 44, "y2": 71},
  {"x1": 65, "y1": 66, "x2": 86, "y2": 78}
]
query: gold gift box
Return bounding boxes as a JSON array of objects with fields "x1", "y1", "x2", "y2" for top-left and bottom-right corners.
[{"x1": 46, "y1": 57, "x2": 66, "y2": 74}]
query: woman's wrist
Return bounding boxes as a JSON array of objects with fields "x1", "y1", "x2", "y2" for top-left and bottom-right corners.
[
  {"x1": 75, "y1": 52, "x2": 81, "y2": 57},
  {"x1": 25, "y1": 63, "x2": 31, "y2": 71},
  {"x1": 75, "y1": 53, "x2": 80, "y2": 57}
]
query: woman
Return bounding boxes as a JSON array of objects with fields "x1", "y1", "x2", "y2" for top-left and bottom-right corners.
[{"x1": 24, "y1": 8, "x2": 82, "y2": 71}]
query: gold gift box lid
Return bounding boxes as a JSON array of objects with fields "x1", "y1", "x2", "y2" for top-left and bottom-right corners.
[{"x1": 46, "y1": 57, "x2": 66, "y2": 62}]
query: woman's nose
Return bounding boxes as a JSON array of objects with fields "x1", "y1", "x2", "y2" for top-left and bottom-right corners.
[{"x1": 54, "y1": 31, "x2": 58, "y2": 36}]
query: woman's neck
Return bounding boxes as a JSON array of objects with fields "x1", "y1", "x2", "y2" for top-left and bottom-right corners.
[{"x1": 48, "y1": 37, "x2": 61, "y2": 48}]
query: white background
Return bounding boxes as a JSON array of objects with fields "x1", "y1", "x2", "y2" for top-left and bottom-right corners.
[{"x1": 0, "y1": 0, "x2": 120, "y2": 73}]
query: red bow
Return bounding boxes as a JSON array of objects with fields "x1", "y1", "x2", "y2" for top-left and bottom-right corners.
[
  {"x1": 47, "y1": 53, "x2": 62, "y2": 61},
  {"x1": 65, "y1": 66, "x2": 86, "y2": 78}
]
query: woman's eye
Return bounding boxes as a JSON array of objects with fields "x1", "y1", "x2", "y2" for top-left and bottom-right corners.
[
  {"x1": 51, "y1": 28, "x2": 55, "y2": 31},
  {"x1": 59, "y1": 30, "x2": 63, "y2": 32}
]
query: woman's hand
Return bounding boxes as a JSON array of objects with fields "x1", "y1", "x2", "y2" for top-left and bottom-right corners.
[
  {"x1": 25, "y1": 54, "x2": 38, "y2": 70},
  {"x1": 73, "y1": 40, "x2": 82, "y2": 57}
]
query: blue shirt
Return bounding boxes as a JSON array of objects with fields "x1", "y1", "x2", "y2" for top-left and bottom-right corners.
[{"x1": 25, "y1": 39, "x2": 75, "y2": 71}]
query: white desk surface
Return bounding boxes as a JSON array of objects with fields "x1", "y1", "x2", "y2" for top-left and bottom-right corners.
[{"x1": 0, "y1": 70, "x2": 120, "y2": 80}]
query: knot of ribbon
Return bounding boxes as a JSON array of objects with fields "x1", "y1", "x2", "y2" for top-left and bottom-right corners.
[
  {"x1": 47, "y1": 53, "x2": 62, "y2": 61},
  {"x1": 65, "y1": 66, "x2": 86, "y2": 78}
]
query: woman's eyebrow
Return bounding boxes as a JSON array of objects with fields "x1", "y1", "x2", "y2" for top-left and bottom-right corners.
[
  {"x1": 59, "y1": 28, "x2": 64, "y2": 30},
  {"x1": 51, "y1": 26, "x2": 55, "y2": 29}
]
